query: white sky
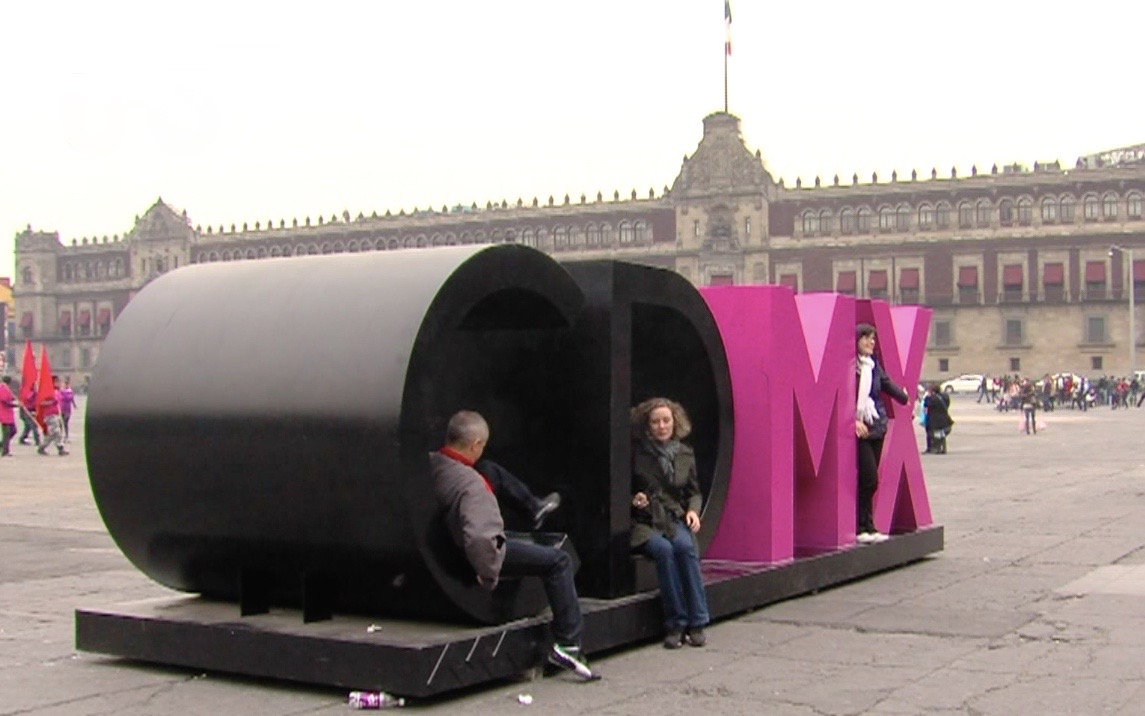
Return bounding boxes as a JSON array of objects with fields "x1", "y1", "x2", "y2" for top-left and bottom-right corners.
[{"x1": 3, "y1": 0, "x2": 1143, "y2": 279}]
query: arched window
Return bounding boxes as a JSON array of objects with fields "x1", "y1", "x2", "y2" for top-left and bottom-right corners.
[
  {"x1": 152, "y1": 259, "x2": 164, "y2": 274},
  {"x1": 446, "y1": 233, "x2": 458, "y2": 245},
  {"x1": 535, "y1": 228, "x2": 547, "y2": 248},
  {"x1": 321, "y1": 242, "x2": 332, "y2": 254},
  {"x1": 522, "y1": 229, "x2": 535, "y2": 247},
  {"x1": 634, "y1": 221, "x2": 646, "y2": 243},
  {"x1": 431, "y1": 234, "x2": 444, "y2": 246},
  {"x1": 569, "y1": 226, "x2": 583, "y2": 246},
  {"x1": 600, "y1": 224, "x2": 612, "y2": 245},
  {"x1": 819, "y1": 210, "x2": 833, "y2": 234},
  {"x1": 840, "y1": 208, "x2": 855, "y2": 234},
  {"x1": 389, "y1": 239, "x2": 400, "y2": 250},
  {"x1": 895, "y1": 204, "x2": 910, "y2": 230},
  {"x1": 402, "y1": 237, "x2": 415, "y2": 249},
  {"x1": 1128, "y1": 192, "x2": 1142, "y2": 219},
  {"x1": 221, "y1": 252, "x2": 231, "y2": 262},
  {"x1": 474, "y1": 232, "x2": 486, "y2": 244},
  {"x1": 308, "y1": 244, "x2": 319, "y2": 255},
  {"x1": 246, "y1": 249, "x2": 257, "y2": 259},
  {"x1": 64, "y1": 264, "x2": 74, "y2": 281},
  {"x1": 958, "y1": 201, "x2": 973, "y2": 228},
  {"x1": 1083, "y1": 194, "x2": 1100, "y2": 221},
  {"x1": 554, "y1": 226, "x2": 569, "y2": 249},
  {"x1": 918, "y1": 204, "x2": 933, "y2": 230},
  {"x1": 935, "y1": 202, "x2": 951, "y2": 228},
  {"x1": 1017, "y1": 198, "x2": 1032, "y2": 225},
  {"x1": 1060, "y1": 195, "x2": 1076, "y2": 222},
  {"x1": 1041, "y1": 197, "x2": 1058, "y2": 222},
  {"x1": 209, "y1": 251, "x2": 219, "y2": 262},
  {"x1": 976, "y1": 200, "x2": 991, "y2": 226},
  {"x1": 619, "y1": 222, "x2": 633, "y2": 244},
  {"x1": 586, "y1": 223, "x2": 599, "y2": 245},
  {"x1": 1103, "y1": 193, "x2": 1119, "y2": 219},
  {"x1": 270, "y1": 246, "x2": 282, "y2": 257},
  {"x1": 878, "y1": 206, "x2": 893, "y2": 231},
  {"x1": 856, "y1": 207, "x2": 871, "y2": 232},
  {"x1": 802, "y1": 211, "x2": 819, "y2": 235},
  {"x1": 460, "y1": 232, "x2": 473, "y2": 244},
  {"x1": 999, "y1": 199, "x2": 1014, "y2": 226},
  {"x1": 347, "y1": 241, "x2": 359, "y2": 252},
  {"x1": 490, "y1": 230, "x2": 502, "y2": 244}
]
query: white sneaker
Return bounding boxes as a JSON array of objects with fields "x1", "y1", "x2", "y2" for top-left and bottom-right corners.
[
  {"x1": 867, "y1": 532, "x2": 890, "y2": 544},
  {"x1": 856, "y1": 532, "x2": 874, "y2": 544}
]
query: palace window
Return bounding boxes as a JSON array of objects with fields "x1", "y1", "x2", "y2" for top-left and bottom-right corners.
[
  {"x1": 1128, "y1": 193, "x2": 1142, "y2": 219},
  {"x1": 958, "y1": 202, "x2": 973, "y2": 228},
  {"x1": 918, "y1": 204, "x2": 933, "y2": 230},
  {"x1": 957, "y1": 266, "x2": 979, "y2": 304},
  {"x1": 1086, "y1": 315, "x2": 1108, "y2": 344},
  {"x1": 1103, "y1": 193, "x2": 1119, "y2": 220},
  {"x1": 878, "y1": 206, "x2": 893, "y2": 231},
  {"x1": 1060, "y1": 195, "x2": 1076, "y2": 222},
  {"x1": 1084, "y1": 261, "x2": 1107, "y2": 299},
  {"x1": 1041, "y1": 197, "x2": 1058, "y2": 223},
  {"x1": 999, "y1": 199, "x2": 1014, "y2": 226},
  {"x1": 634, "y1": 221, "x2": 647, "y2": 242},
  {"x1": 802, "y1": 211, "x2": 819, "y2": 235},
  {"x1": 1001, "y1": 264, "x2": 1023, "y2": 302},
  {"x1": 895, "y1": 204, "x2": 910, "y2": 230},
  {"x1": 1043, "y1": 262, "x2": 1065, "y2": 302},
  {"x1": 976, "y1": 200, "x2": 992, "y2": 227},
  {"x1": 1017, "y1": 198, "x2": 1032, "y2": 226},
  {"x1": 899, "y1": 268, "x2": 920, "y2": 304},
  {"x1": 600, "y1": 224, "x2": 612, "y2": 245},
  {"x1": 932, "y1": 319, "x2": 953, "y2": 347},
  {"x1": 1084, "y1": 195, "x2": 1100, "y2": 221},
  {"x1": 1004, "y1": 318, "x2": 1025, "y2": 346},
  {"x1": 569, "y1": 226, "x2": 583, "y2": 246},
  {"x1": 935, "y1": 202, "x2": 951, "y2": 228},
  {"x1": 818, "y1": 210, "x2": 832, "y2": 234},
  {"x1": 619, "y1": 222, "x2": 633, "y2": 244},
  {"x1": 586, "y1": 224, "x2": 599, "y2": 245},
  {"x1": 554, "y1": 226, "x2": 569, "y2": 249},
  {"x1": 840, "y1": 208, "x2": 855, "y2": 234},
  {"x1": 856, "y1": 207, "x2": 871, "y2": 232},
  {"x1": 868, "y1": 270, "x2": 888, "y2": 300},
  {"x1": 836, "y1": 270, "x2": 857, "y2": 296}
]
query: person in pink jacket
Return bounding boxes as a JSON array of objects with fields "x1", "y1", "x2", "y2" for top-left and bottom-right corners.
[{"x1": 0, "y1": 377, "x2": 17, "y2": 456}]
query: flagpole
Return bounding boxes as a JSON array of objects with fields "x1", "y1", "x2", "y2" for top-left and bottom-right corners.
[{"x1": 724, "y1": 46, "x2": 728, "y2": 113}]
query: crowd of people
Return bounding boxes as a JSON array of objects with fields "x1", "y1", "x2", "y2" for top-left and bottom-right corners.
[
  {"x1": 0, "y1": 375, "x2": 76, "y2": 458},
  {"x1": 975, "y1": 373, "x2": 1145, "y2": 411}
]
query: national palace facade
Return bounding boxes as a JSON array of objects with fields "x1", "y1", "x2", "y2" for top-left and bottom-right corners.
[{"x1": 12, "y1": 112, "x2": 1145, "y2": 384}]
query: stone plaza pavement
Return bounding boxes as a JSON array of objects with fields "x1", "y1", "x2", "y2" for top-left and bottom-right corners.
[{"x1": 2, "y1": 397, "x2": 1145, "y2": 715}]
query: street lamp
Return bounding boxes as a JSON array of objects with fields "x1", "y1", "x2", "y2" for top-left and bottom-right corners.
[{"x1": 1109, "y1": 245, "x2": 1135, "y2": 378}]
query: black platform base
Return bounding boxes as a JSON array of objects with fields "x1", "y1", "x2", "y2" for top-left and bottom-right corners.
[{"x1": 76, "y1": 526, "x2": 942, "y2": 698}]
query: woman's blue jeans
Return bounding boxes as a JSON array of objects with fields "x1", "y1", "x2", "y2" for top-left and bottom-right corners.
[{"x1": 640, "y1": 521, "x2": 710, "y2": 630}]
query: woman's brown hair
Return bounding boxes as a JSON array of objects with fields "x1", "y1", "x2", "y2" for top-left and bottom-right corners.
[{"x1": 630, "y1": 397, "x2": 692, "y2": 440}]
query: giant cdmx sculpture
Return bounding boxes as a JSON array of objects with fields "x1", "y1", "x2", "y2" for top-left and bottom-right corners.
[{"x1": 77, "y1": 244, "x2": 939, "y2": 696}]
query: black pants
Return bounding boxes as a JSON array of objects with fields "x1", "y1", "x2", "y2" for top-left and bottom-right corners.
[
  {"x1": 856, "y1": 437, "x2": 883, "y2": 534},
  {"x1": 1, "y1": 422, "x2": 14, "y2": 455},
  {"x1": 502, "y1": 538, "x2": 583, "y2": 648},
  {"x1": 477, "y1": 459, "x2": 543, "y2": 518}
]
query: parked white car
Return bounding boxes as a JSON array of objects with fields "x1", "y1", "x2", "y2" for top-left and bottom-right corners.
[{"x1": 939, "y1": 374, "x2": 984, "y2": 395}]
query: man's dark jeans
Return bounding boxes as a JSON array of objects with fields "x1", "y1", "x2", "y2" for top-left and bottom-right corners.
[{"x1": 501, "y1": 539, "x2": 583, "y2": 648}]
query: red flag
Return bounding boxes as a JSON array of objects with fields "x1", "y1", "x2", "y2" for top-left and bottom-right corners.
[
  {"x1": 35, "y1": 345, "x2": 54, "y2": 431},
  {"x1": 18, "y1": 340, "x2": 37, "y2": 407}
]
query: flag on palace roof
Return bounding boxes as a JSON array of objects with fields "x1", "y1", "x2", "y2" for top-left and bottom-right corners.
[{"x1": 725, "y1": 0, "x2": 733, "y2": 56}]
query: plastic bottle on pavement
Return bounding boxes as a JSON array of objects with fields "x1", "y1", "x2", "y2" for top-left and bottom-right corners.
[{"x1": 348, "y1": 690, "x2": 405, "y2": 709}]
